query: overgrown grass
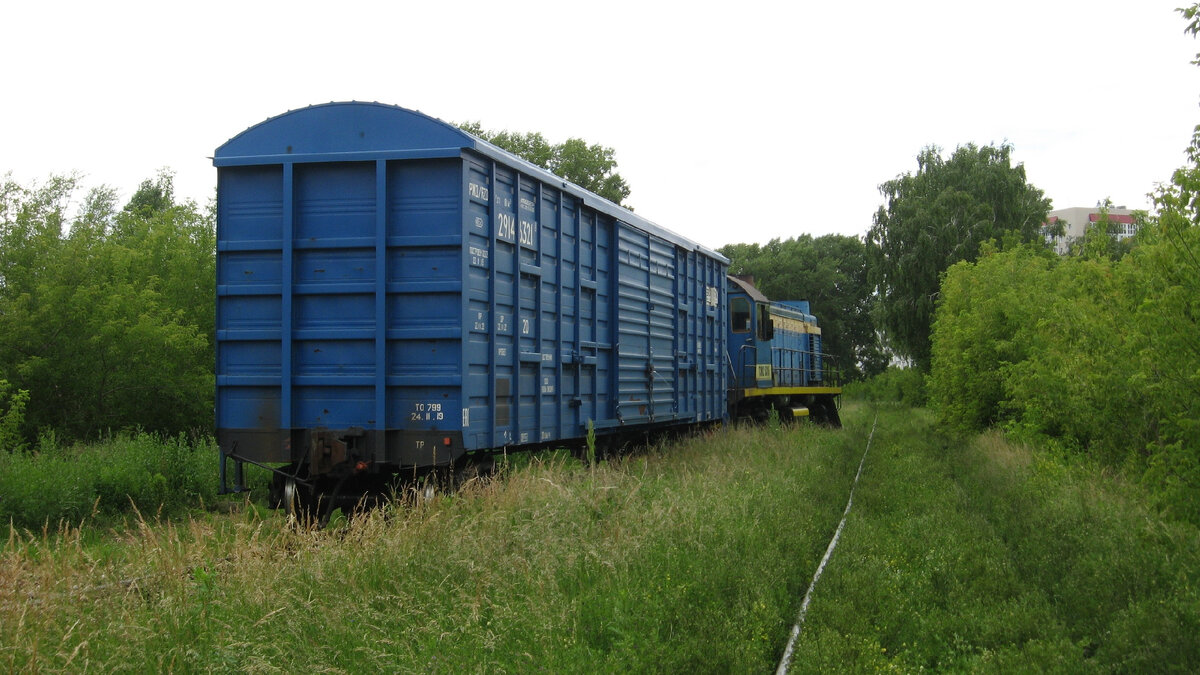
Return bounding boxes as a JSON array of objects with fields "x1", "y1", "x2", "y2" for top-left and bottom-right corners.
[
  {"x1": 6, "y1": 408, "x2": 1194, "y2": 671},
  {"x1": 843, "y1": 367, "x2": 928, "y2": 407},
  {"x1": 1, "y1": 417, "x2": 865, "y2": 672},
  {"x1": 0, "y1": 433, "x2": 241, "y2": 530},
  {"x1": 790, "y1": 407, "x2": 1200, "y2": 672}
]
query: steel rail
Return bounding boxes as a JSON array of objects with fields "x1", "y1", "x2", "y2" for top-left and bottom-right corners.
[{"x1": 776, "y1": 412, "x2": 878, "y2": 674}]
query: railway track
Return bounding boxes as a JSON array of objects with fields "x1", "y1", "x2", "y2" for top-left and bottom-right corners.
[{"x1": 776, "y1": 413, "x2": 878, "y2": 674}]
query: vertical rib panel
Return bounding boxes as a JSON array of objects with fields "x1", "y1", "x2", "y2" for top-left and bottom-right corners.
[
  {"x1": 375, "y1": 160, "x2": 388, "y2": 437},
  {"x1": 281, "y1": 163, "x2": 294, "y2": 429}
]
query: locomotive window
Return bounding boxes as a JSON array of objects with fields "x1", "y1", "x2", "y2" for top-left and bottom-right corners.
[{"x1": 731, "y1": 297, "x2": 751, "y2": 333}]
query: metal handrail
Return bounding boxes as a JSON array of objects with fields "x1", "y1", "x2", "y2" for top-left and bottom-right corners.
[{"x1": 733, "y1": 339, "x2": 842, "y2": 390}]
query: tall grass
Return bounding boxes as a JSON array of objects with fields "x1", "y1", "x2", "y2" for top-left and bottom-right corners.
[
  {"x1": 843, "y1": 367, "x2": 927, "y2": 407},
  {"x1": 790, "y1": 407, "x2": 1200, "y2": 672},
  {"x1": 1, "y1": 417, "x2": 865, "y2": 672},
  {"x1": 7, "y1": 408, "x2": 1192, "y2": 671},
  {"x1": 0, "y1": 433, "x2": 222, "y2": 529}
]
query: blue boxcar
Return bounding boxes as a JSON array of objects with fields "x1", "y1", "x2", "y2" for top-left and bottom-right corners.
[{"x1": 214, "y1": 102, "x2": 728, "y2": 483}]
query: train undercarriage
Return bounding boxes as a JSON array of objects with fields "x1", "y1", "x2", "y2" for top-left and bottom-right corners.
[{"x1": 730, "y1": 388, "x2": 842, "y2": 427}]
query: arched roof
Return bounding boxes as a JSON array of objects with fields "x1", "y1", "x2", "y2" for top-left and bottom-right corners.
[
  {"x1": 214, "y1": 101, "x2": 472, "y2": 164},
  {"x1": 213, "y1": 101, "x2": 726, "y2": 261}
]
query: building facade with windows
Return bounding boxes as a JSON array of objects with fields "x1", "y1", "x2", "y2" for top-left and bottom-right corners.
[{"x1": 1044, "y1": 206, "x2": 1139, "y2": 254}]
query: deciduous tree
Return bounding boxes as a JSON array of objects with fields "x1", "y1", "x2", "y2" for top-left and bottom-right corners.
[
  {"x1": 866, "y1": 143, "x2": 1050, "y2": 370},
  {"x1": 458, "y1": 122, "x2": 632, "y2": 205},
  {"x1": 0, "y1": 172, "x2": 214, "y2": 442}
]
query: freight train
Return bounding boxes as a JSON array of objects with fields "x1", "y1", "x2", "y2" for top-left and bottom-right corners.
[{"x1": 213, "y1": 102, "x2": 840, "y2": 514}]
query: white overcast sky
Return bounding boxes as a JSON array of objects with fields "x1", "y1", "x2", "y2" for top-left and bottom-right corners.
[{"x1": 3, "y1": 0, "x2": 1198, "y2": 248}]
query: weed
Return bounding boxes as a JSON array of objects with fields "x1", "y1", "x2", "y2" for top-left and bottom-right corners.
[
  {"x1": 1, "y1": 416, "x2": 860, "y2": 672},
  {"x1": 788, "y1": 406, "x2": 1200, "y2": 672},
  {"x1": 3, "y1": 407, "x2": 1196, "y2": 672},
  {"x1": 586, "y1": 418, "x2": 597, "y2": 467},
  {"x1": 0, "y1": 432, "x2": 225, "y2": 530}
]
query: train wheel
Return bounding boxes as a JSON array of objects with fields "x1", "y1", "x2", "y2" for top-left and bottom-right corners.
[
  {"x1": 283, "y1": 475, "x2": 337, "y2": 526},
  {"x1": 282, "y1": 476, "x2": 304, "y2": 518}
]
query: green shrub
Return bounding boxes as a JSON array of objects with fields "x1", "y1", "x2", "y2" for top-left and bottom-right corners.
[
  {"x1": 928, "y1": 244, "x2": 1056, "y2": 432},
  {"x1": 0, "y1": 173, "x2": 216, "y2": 445},
  {"x1": 844, "y1": 367, "x2": 927, "y2": 406},
  {"x1": 0, "y1": 378, "x2": 29, "y2": 452},
  {"x1": 928, "y1": 228, "x2": 1200, "y2": 522},
  {"x1": 0, "y1": 432, "x2": 218, "y2": 529}
]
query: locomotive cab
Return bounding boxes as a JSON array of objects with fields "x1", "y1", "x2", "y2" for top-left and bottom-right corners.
[{"x1": 726, "y1": 275, "x2": 841, "y2": 426}]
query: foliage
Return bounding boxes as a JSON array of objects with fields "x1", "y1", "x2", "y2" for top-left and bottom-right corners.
[
  {"x1": 720, "y1": 234, "x2": 887, "y2": 380},
  {"x1": 457, "y1": 122, "x2": 632, "y2": 205},
  {"x1": 926, "y1": 7, "x2": 1200, "y2": 521},
  {"x1": 123, "y1": 171, "x2": 176, "y2": 216},
  {"x1": 792, "y1": 408, "x2": 1200, "y2": 671},
  {"x1": 929, "y1": 230, "x2": 1200, "y2": 518},
  {"x1": 0, "y1": 171, "x2": 214, "y2": 442},
  {"x1": 1135, "y1": 151, "x2": 1200, "y2": 520},
  {"x1": 2, "y1": 417, "x2": 861, "y2": 672},
  {"x1": 1182, "y1": 3, "x2": 1200, "y2": 65},
  {"x1": 929, "y1": 243, "x2": 1056, "y2": 434},
  {"x1": 0, "y1": 379, "x2": 29, "y2": 452},
  {"x1": 866, "y1": 143, "x2": 1052, "y2": 370},
  {"x1": 0, "y1": 432, "x2": 221, "y2": 529},
  {"x1": 843, "y1": 367, "x2": 927, "y2": 406}
]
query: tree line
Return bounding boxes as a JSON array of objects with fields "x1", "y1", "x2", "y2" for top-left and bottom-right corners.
[
  {"x1": 0, "y1": 138, "x2": 1039, "y2": 447},
  {"x1": 0, "y1": 130, "x2": 1155, "y2": 445},
  {"x1": 924, "y1": 134, "x2": 1200, "y2": 524},
  {"x1": 0, "y1": 171, "x2": 214, "y2": 446},
  {"x1": 3, "y1": 6, "x2": 1199, "y2": 520},
  {"x1": 911, "y1": 6, "x2": 1200, "y2": 522}
]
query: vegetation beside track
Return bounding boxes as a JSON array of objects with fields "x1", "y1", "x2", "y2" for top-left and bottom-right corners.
[
  {"x1": 2, "y1": 415, "x2": 863, "y2": 672},
  {"x1": 789, "y1": 406, "x2": 1200, "y2": 673},
  {"x1": 0, "y1": 432, "x2": 235, "y2": 530},
  {"x1": 3, "y1": 405, "x2": 1197, "y2": 672}
]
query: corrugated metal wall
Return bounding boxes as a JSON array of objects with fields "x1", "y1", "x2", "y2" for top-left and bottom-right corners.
[{"x1": 216, "y1": 103, "x2": 727, "y2": 469}]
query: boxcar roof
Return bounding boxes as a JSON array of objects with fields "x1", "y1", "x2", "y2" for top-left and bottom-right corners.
[{"x1": 214, "y1": 101, "x2": 727, "y2": 262}]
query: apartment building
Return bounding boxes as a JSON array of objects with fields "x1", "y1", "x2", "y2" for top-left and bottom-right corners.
[{"x1": 1043, "y1": 206, "x2": 1139, "y2": 254}]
